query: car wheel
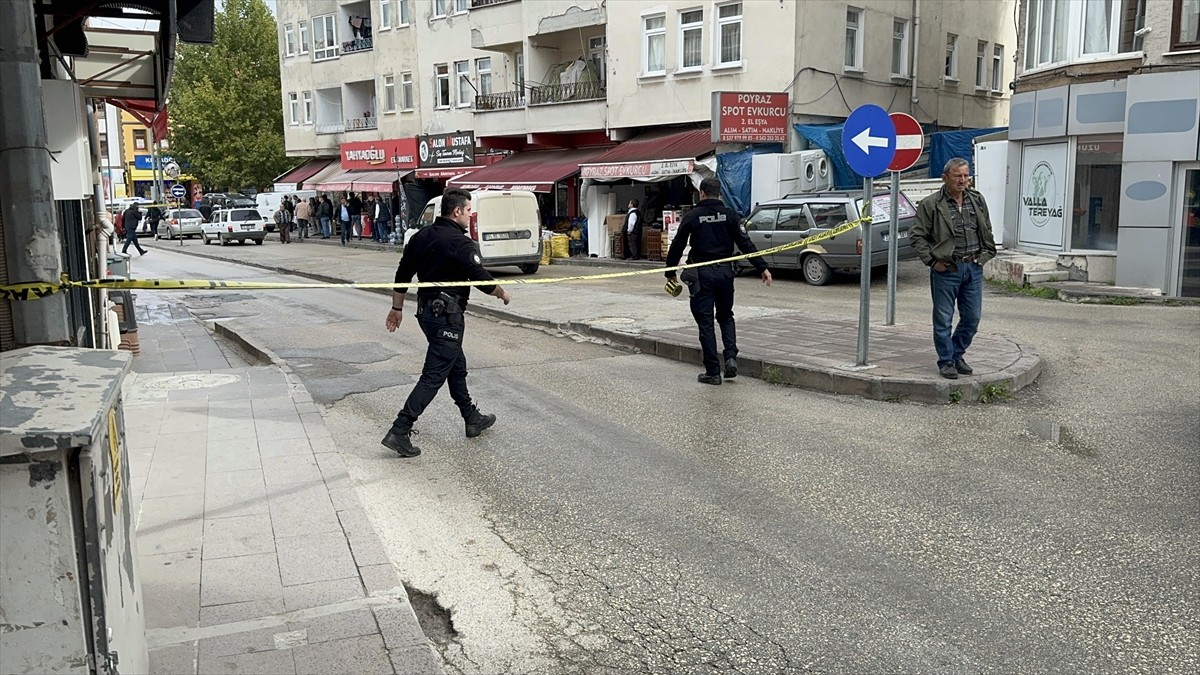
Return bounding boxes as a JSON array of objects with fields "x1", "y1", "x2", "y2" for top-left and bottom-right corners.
[
  {"x1": 518, "y1": 263, "x2": 539, "y2": 275},
  {"x1": 220, "y1": 235, "x2": 229, "y2": 246},
  {"x1": 253, "y1": 238, "x2": 263, "y2": 245},
  {"x1": 801, "y1": 253, "x2": 833, "y2": 286},
  {"x1": 203, "y1": 233, "x2": 210, "y2": 245}
]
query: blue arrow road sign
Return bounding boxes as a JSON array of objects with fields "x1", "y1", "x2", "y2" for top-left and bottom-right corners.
[
  {"x1": 842, "y1": 104, "x2": 897, "y2": 178},
  {"x1": 170, "y1": 183, "x2": 187, "y2": 199}
]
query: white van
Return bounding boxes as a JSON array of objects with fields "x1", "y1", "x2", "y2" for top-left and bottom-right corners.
[
  {"x1": 412, "y1": 190, "x2": 542, "y2": 274},
  {"x1": 256, "y1": 191, "x2": 315, "y2": 221}
]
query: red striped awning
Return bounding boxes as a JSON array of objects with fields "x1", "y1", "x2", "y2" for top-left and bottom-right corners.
[
  {"x1": 273, "y1": 158, "x2": 335, "y2": 188},
  {"x1": 447, "y1": 147, "x2": 612, "y2": 193}
]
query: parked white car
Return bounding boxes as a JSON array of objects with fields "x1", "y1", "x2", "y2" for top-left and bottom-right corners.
[
  {"x1": 156, "y1": 208, "x2": 204, "y2": 239},
  {"x1": 203, "y1": 208, "x2": 267, "y2": 246}
]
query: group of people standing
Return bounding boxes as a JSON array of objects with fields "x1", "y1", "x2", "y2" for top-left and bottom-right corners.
[{"x1": 273, "y1": 192, "x2": 396, "y2": 246}]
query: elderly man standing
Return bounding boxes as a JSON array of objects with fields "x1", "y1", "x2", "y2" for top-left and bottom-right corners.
[{"x1": 911, "y1": 157, "x2": 998, "y2": 380}]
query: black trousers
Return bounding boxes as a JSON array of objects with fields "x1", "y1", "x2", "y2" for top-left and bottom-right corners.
[
  {"x1": 623, "y1": 228, "x2": 641, "y2": 259},
  {"x1": 392, "y1": 309, "x2": 474, "y2": 431},
  {"x1": 682, "y1": 264, "x2": 737, "y2": 375}
]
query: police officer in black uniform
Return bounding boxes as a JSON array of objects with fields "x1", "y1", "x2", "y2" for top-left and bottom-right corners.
[
  {"x1": 665, "y1": 178, "x2": 772, "y2": 385},
  {"x1": 382, "y1": 189, "x2": 511, "y2": 457}
]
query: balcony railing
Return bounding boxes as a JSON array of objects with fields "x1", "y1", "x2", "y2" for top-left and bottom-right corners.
[
  {"x1": 471, "y1": 0, "x2": 519, "y2": 7},
  {"x1": 342, "y1": 37, "x2": 373, "y2": 54},
  {"x1": 345, "y1": 116, "x2": 378, "y2": 131},
  {"x1": 529, "y1": 80, "x2": 605, "y2": 106},
  {"x1": 474, "y1": 90, "x2": 525, "y2": 112},
  {"x1": 315, "y1": 123, "x2": 345, "y2": 135}
]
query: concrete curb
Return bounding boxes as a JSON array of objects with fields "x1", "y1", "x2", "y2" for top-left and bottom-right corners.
[{"x1": 148, "y1": 242, "x2": 1040, "y2": 405}]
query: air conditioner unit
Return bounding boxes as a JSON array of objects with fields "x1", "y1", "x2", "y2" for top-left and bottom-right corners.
[{"x1": 798, "y1": 149, "x2": 832, "y2": 192}]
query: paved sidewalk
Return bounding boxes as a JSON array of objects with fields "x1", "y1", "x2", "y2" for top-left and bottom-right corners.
[
  {"x1": 143, "y1": 236, "x2": 1041, "y2": 403},
  {"x1": 124, "y1": 294, "x2": 441, "y2": 674}
]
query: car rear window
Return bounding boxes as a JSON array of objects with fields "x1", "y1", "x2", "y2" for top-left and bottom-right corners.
[
  {"x1": 230, "y1": 209, "x2": 260, "y2": 221},
  {"x1": 173, "y1": 209, "x2": 202, "y2": 219}
]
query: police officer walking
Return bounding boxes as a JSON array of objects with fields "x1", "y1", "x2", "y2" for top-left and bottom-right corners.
[
  {"x1": 382, "y1": 189, "x2": 511, "y2": 457},
  {"x1": 665, "y1": 178, "x2": 772, "y2": 385}
]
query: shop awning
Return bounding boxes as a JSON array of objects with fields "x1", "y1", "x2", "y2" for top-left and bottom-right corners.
[
  {"x1": 273, "y1": 158, "x2": 336, "y2": 191},
  {"x1": 311, "y1": 167, "x2": 413, "y2": 192},
  {"x1": 579, "y1": 128, "x2": 716, "y2": 180},
  {"x1": 446, "y1": 147, "x2": 613, "y2": 193}
]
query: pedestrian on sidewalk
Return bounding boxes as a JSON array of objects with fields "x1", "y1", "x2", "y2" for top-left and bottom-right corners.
[
  {"x1": 274, "y1": 205, "x2": 292, "y2": 243},
  {"x1": 911, "y1": 157, "x2": 998, "y2": 380},
  {"x1": 121, "y1": 203, "x2": 148, "y2": 255},
  {"x1": 374, "y1": 195, "x2": 392, "y2": 242},
  {"x1": 338, "y1": 198, "x2": 352, "y2": 246},
  {"x1": 319, "y1": 196, "x2": 333, "y2": 238},
  {"x1": 622, "y1": 199, "x2": 642, "y2": 260},
  {"x1": 295, "y1": 196, "x2": 311, "y2": 240},
  {"x1": 348, "y1": 192, "x2": 364, "y2": 240},
  {"x1": 382, "y1": 188, "x2": 511, "y2": 457},
  {"x1": 664, "y1": 178, "x2": 771, "y2": 385}
]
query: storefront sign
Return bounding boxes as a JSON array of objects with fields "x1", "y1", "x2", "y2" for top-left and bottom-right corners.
[
  {"x1": 579, "y1": 159, "x2": 694, "y2": 179},
  {"x1": 711, "y1": 91, "x2": 789, "y2": 143},
  {"x1": 1017, "y1": 143, "x2": 1067, "y2": 248},
  {"x1": 418, "y1": 131, "x2": 475, "y2": 168},
  {"x1": 340, "y1": 138, "x2": 418, "y2": 170}
]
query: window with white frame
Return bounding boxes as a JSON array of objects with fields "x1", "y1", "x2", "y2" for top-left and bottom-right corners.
[
  {"x1": 383, "y1": 75, "x2": 396, "y2": 112},
  {"x1": 288, "y1": 92, "x2": 299, "y2": 125},
  {"x1": 1171, "y1": 0, "x2": 1200, "y2": 50},
  {"x1": 313, "y1": 14, "x2": 338, "y2": 60},
  {"x1": 515, "y1": 51, "x2": 525, "y2": 98},
  {"x1": 891, "y1": 18, "x2": 909, "y2": 76},
  {"x1": 435, "y1": 64, "x2": 450, "y2": 108},
  {"x1": 845, "y1": 7, "x2": 864, "y2": 70},
  {"x1": 716, "y1": 3, "x2": 742, "y2": 66},
  {"x1": 976, "y1": 40, "x2": 988, "y2": 88},
  {"x1": 454, "y1": 0, "x2": 468, "y2": 14},
  {"x1": 434, "y1": 0, "x2": 447, "y2": 18},
  {"x1": 588, "y1": 36, "x2": 606, "y2": 83},
  {"x1": 455, "y1": 60, "x2": 471, "y2": 106},
  {"x1": 643, "y1": 14, "x2": 666, "y2": 75},
  {"x1": 298, "y1": 21, "x2": 309, "y2": 54},
  {"x1": 401, "y1": 72, "x2": 414, "y2": 110},
  {"x1": 302, "y1": 91, "x2": 313, "y2": 123},
  {"x1": 1024, "y1": 0, "x2": 1145, "y2": 71},
  {"x1": 284, "y1": 24, "x2": 296, "y2": 56},
  {"x1": 679, "y1": 8, "x2": 703, "y2": 70},
  {"x1": 380, "y1": 0, "x2": 392, "y2": 29},
  {"x1": 991, "y1": 44, "x2": 1004, "y2": 91},
  {"x1": 398, "y1": 0, "x2": 411, "y2": 26},
  {"x1": 945, "y1": 33, "x2": 959, "y2": 79},
  {"x1": 476, "y1": 58, "x2": 492, "y2": 95}
]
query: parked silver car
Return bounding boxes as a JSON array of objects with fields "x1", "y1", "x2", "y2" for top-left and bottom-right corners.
[
  {"x1": 741, "y1": 190, "x2": 919, "y2": 285},
  {"x1": 156, "y1": 208, "x2": 204, "y2": 240}
]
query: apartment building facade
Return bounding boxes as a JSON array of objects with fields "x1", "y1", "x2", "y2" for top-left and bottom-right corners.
[
  {"x1": 1005, "y1": 0, "x2": 1200, "y2": 296},
  {"x1": 275, "y1": 0, "x2": 1015, "y2": 249}
]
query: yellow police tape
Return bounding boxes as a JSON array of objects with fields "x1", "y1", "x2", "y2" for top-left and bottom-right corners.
[{"x1": 0, "y1": 218, "x2": 868, "y2": 302}]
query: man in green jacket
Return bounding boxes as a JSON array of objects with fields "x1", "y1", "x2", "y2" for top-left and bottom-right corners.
[{"x1": 912, "y1": 157, "x2": 998, "y2": 380}]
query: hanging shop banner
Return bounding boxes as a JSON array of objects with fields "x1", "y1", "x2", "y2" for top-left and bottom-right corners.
[
  {"x1": 710, "y1": 92, "x2": 790, "y2": 144},
  {"x1": 418, "y1": 131, "x2": 476, "y2": 168},
  {"x1": 341, "y1": 138, "x2": 419, "y2": 171},
  {"x1": 579, "y1": 159, "x2": 694, "y2": 179},
  {"x1": 1017, "y1": 142, "x2": 1068, "y2": 248}
]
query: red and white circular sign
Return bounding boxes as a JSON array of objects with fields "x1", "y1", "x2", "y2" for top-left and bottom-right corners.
[{"x1": 888, "y1": 112, "x2": 923, "y2": 172}]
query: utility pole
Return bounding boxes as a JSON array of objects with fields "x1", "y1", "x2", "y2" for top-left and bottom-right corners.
[{"x1": 0, "y1": 0, "x2": 70, "y2": 345}]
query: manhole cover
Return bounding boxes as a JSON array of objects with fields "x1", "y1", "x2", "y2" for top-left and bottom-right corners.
[{"x1": 140, "y1": 373, "x2": 242, "y2": 390}]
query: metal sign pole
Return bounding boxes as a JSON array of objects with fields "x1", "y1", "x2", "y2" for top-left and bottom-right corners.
[
  {"x1": 857, "y1": 178, "x2": 873, "y2": 366},
  {"x1": 886, "y1": 170, "x2": 900, "y2": 325}
]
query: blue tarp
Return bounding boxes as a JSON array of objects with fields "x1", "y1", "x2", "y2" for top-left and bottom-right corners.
[
  {"x1": 716, "y1": 143, "x2": 782, "y2": 215},
  {"x1": 928, "y1": 127, "x2": 1005, "y2": 178},
  {"x1": 795, "y1": 123, "x2": 1007, "y2": 184}
]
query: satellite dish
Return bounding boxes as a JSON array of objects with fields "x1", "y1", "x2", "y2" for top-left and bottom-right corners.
[{"x1": 164, "y1": 161, "x2": 181, "y2": 179}]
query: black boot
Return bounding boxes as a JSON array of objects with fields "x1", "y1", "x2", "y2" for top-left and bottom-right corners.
[
  {"x1": 381, "y1": 428, "x2": 420, "y2": 457},
  {"x1": 464, "y1": 408, "x2": 497, "y2": 438}
]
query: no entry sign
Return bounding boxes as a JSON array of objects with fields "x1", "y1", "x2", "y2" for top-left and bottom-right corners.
[{"x1": 887, "y1": 113, "x2": 923, "y2": 172}]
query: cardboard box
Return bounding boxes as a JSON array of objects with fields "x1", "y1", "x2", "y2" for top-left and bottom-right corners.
[{"x1": 606, "y1": 214, "x2": 626, "y2": 233}]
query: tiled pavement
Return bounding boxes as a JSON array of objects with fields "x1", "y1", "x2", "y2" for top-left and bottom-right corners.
[{"x1": 124, "y1": 295, "x2": 441, "y2": 674}]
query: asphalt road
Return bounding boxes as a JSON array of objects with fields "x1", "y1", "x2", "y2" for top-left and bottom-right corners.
[{"x1": 132, "y1": 248, "x2": 1199, "y2": 674}]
